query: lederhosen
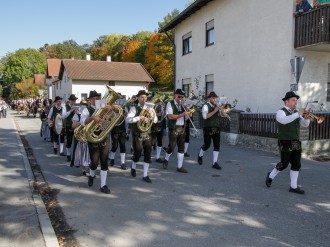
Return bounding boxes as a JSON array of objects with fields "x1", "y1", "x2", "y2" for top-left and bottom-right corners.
[
  {"x1": 87, "y1": 106, "x2": 110, "y2": 171},
  {"x1": 276, "y1": 108, "x2": 302, "y2": 171},
  {"x1": 51, "y1": 106, "x2": 65, "y2": 143},
  {"x1": 132, "y1": 105, "x2": 152, "y2": 163},
  {"x1": 152, "y1": 115, "x2": 163, "y2": 148},
  {"x1": 201, "y1": 103, "x2": 221, "y2": 152},
  {"x1": 166, "y1": 100, "x2": 186, "y2": 154},
  {"x1": 110, "y1": 119, "x2": 126, "y2": 154},
  {"x1": 65, "y1": 105, "x2": 75, "y2": 149}
]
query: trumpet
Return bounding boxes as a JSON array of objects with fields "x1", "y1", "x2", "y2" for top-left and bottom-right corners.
[
  {"x1": 215, "y1": 102, "x2": 232, "y2": 121},
  {"x1": 302, "y1": 110, "x2": 325, "y2": 124}
]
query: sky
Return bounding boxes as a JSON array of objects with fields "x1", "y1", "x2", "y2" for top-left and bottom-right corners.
[{"x1": 0, "y1": 0, "x2": 190, "y2": 58}]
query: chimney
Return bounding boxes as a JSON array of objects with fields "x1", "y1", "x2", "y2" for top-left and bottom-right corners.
[
  {"x1": 86, "y1": 54, "x2": 91, "y2": 61},
  {"x1": 106, "y1": 55, "x2": 111, "y2": 62}
]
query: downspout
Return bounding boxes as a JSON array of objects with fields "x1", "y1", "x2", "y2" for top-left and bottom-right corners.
[{"x1": 164, "y1": 30, "x2": 176, "y2": 90}]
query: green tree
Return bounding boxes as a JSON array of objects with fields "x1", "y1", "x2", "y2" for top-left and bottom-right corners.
[
  {"x1": 39, "y1": 40, "x2": 86, "y2": 59},
  {"x1": 15, "y1": 77, "x2": 39, "y2": 98}
]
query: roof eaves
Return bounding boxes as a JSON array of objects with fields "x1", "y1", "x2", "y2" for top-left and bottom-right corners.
[{"x1": 159, "y1": 0, "x2": 214, "y2": 33}]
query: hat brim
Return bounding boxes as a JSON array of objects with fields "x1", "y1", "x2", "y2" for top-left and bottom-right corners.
[
  {"x1": 136, "y1": 92, "x2": 149, "y2": 97},
  {"x1": 87, "y1": 94, "x2": 101, "y2": 99},
  {"x1": 208, "y1": 94, "x2": 218, "y2": 98},
  {"x1": 54, "y1": 97, "x2": 63, "y2": 102},
  {"x1": 282, "y1": 95, "x2": 300, "y2": 101},
  {"x1": 69, "y1": 97, "x2": 78, "y2": 100}
]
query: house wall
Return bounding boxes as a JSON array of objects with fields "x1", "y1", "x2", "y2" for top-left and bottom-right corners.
[{"x1": 174, "y1": 0, "x2": 330, "y2": 113}]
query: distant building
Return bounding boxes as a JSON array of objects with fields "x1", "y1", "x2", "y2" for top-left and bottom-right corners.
[
  {"x1": 160, "y1": 0, "x2": 330, "y2": 112},
  {"x1": 45, "y1": 58, "x2": 61, "y2": 100},
  {"x1": 33, "y1": 74, "x2": 45, "y2": 96}
]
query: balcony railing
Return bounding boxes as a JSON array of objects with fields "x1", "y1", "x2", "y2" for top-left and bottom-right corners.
[{"x1": 294, "y1": 5, "x2": 330, "y2": 49}]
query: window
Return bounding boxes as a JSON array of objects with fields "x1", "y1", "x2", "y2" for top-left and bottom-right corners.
[
  {"x1": 109, "y1": 81, "x2": 115, "y2": 86},
  {"x1": 182, "y1": 32, "x2": 192, "y2": 55},
  {"x1": 327, "y1": 64, "x2": 330, "y2": 102},
  {"x1": 206, "y1": 20, "x2": 214, "y2": 46},
  {"x1": 182, "y1": 78, "x2": 192, "y2": 97},
  {"x1": 81, "y1": 93, "x2": 87, "y2": 100},
  {"x1": 205, "y1": 74, "x2": 214, "y2": 95}
]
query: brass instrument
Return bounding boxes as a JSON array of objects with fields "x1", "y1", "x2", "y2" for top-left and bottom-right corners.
[
  {"x1": 181, "y1": 98, "x2": 198, "y2": 132},
  {"x1": 74, "y1": 125, "x2": 87, "y2": 142},
  {"x1": 215, "y1": 100, "x2": 232, "y2": 121},
  {"x1": 303, "y1": 110, "x2": 325, "y2": 124},
  {"x1": 137, "y1": 95, "x2": 161, "y2": 132},
  {"x1": 85, "y1": 86, "x2": 124, "y2": 143}
]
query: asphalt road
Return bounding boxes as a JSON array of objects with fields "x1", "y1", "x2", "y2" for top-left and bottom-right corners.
[{"x1": 12, "y1": 111, "x2": 330, "y2": 247}]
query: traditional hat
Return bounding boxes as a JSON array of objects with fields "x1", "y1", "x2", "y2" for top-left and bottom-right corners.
[
  {"x1": 68, "y1": 94, "x2": 78, "y2": 100},
  {"x1": 54, "y1": 96, "x2": 62, "y2": 103},
  {"x1": 174, "y1": 89, "x2": 185, "y2": 95},
  {"x1": 207, "y1": 92, "x2": 218, "y2": 98},
  {"x1": 282, "y1": 91, "x2": 300, "y2": 101},
  {"x1": 136, "y1": 90, "x2": 149, "y2": 97},
  {"x1": 88, "y1": 90, "x2": 101, "y2": 99}
]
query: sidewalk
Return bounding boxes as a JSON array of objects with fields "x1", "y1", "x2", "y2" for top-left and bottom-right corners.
[{"x1": 0, "y1": 111, "x2": 58, "y2": 247}]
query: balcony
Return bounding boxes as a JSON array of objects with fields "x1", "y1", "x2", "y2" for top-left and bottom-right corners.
[{"x1": 294, "y1": 5, "x2": 330, "y2": 52}]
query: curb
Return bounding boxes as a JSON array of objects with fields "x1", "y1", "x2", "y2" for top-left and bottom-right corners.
[{"x1": 13, "y1": 118, "x2": 60, "y2": 247}]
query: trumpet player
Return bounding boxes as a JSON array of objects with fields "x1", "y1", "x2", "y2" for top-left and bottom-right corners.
[
  {"x1": 197, "y1": 92, "x2": 222, "y2": 169},
  {"x1": 163, "y1": 89, "x2": 190, "y2": 173},
  {"x1": 127, "y1": 90, "x2": 158, "y2": 183},
  {"x1": 265, "y1": 91, "x2": 310, "y2": 195},
  {"x1": 62, "y1": 94, "x2": 78, "y2": 162}
]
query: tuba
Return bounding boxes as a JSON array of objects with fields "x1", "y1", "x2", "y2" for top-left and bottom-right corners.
[
  {"x1": 74, "y1": 125, "x2": 87, "y2": 142},
  {"x1": 85, "y1": 86, "x2": 123, "y2": 143},
  {"x1": 137, "y1": 95, "x2": 161, "y2": 132}
]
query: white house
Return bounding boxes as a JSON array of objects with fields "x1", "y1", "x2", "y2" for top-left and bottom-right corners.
[
  {"x1": 54, "y1": 58, "x2": 154, "y2": 102},
  {"x1": 160, "y1": 0, "x2": 330, "y2": 113}
]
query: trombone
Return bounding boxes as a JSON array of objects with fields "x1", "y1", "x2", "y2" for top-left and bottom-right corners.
[
  {"x1": 215, "y1": 100, "x2": 232, "y2": 121},
  {"x1": 181, "y1": 98, "x2": 198, "y2": 132}
]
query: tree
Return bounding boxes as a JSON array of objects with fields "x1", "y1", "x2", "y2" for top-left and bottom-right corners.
[
  {"x1": 39, "y1": 40, "x2": 86, "y2": 59},
  {"x1": 122, "y1": 40, "x2": 141, "y2": 62},
  {"x1": 1, "y1": 48, "x2": 46, "y2": 85},
  {"x1": 15, "y1": 77, "x2": 39, "y2": 98}
]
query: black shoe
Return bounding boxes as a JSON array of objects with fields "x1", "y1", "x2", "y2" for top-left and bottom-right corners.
[
  {"x1": 88, "y1": 176, "x2": 95, "y2": 187},
  {"x1": 121, "y1": 163, "x2": 127, "y2": 170},
  {"x1": 109, "y1": 159, "x2": 114, "y2": 166},
  {"x1": 60, "y1": 152, "x2": 65, "y2": 156},
  {"x1": 163, "y1": 159, "x2": 168, "y2": 169},
  {"x1": 53, "y1": 148, "x2": 57, "y2": 154},
  {"x1": 177, "y1": 167, "x2": 188, "y2": 173},
  {"x1": 184, "y1": 152, "x2": 190, "y2": 157},
  {"x1": 156, "y1": 158, "x2": 163, "y2": 163},
  {"x1": 67, "y1": 156, "x2": 71, "y2": 162},
  {"x1": 212, "y1": 162, "x2": 222, "y2": 170},
  {"x1": 82, "y1": 171, "x2": 87, "y2": 176},
  {"x1": 198, "y1": 155, "x2": 203, "y2": 165},
  {"x1": 265, "y1": 172, "x2": 272, "y2": 188},
  {"x1": 100, "y1": 185, "x2": 111, "y2": 194},
  {"x1": 142, "y1": 176, "x2": 152, "y2": 183},
  {"x1": 131, "y1": 168, "x2": 136, "y2": 177},
  {"x1": 289, "y1": 187, "x2": 305, "y2": 195},
  {"x1": 70, "y1": 162, "x2": 74, "y2": 167}
]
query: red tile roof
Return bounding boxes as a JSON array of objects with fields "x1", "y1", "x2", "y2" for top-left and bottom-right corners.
[
  {"x1": 46, "y1": 59, "x2": 61, "y2": 78},
  {"x1": 59, "y1": 59, "x2": 154, "y2": 83},
  {"x1": 34, "y1": 74, "x2": 45, "y2": 88}
]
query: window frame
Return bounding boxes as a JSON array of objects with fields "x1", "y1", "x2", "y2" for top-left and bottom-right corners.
[
  {"x1": 182, "y1": 32, "x2": 192, "y2": 55},
  {"x1": 205, "y1": 74, "x2": 214, "y2": 96},
  {"x1": 206, "y1": 19, "x2": 214, "y2": 47},
  {"x1": 182, "y1": 78, "x2": 192, "y2": 97}
]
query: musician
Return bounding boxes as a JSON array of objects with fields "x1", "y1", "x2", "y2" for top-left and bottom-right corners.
[
  {"x1": 109, "y1": 105, "x2": 127, "y2": 170},
  {"x1": 81, "y1": 90, "x2": 112, "y2": 194},
  {"x1": 197, "y1": 92, "x2": 222, "y2": 169},
  {"x1": 163, "y1": 89, "x2": 190, "y2": 173},
  {"x1": 62, "y1": 94, "x2": 78, "y2": 162},
  {"x1": 48, "y1": 96, "x2": 65, "y2": 155},
  {"x1": 184, "y1": 120, "x2": 190, "y2": 157},
  {"x1": 152, "y1": 97, "x2": 166, "y2": 163},
  {"x1": 265, "y1": 91, "x2": 310, "y2": 195},
  {"x1": 127, "y1": 90, "x2": 157, "y2": 183}
]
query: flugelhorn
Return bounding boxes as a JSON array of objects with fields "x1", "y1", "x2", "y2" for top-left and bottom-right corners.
[{"x1": 303, "y1": 110, "x2": 324, "y2": 124}]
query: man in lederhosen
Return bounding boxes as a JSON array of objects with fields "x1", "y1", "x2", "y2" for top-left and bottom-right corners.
[
  {"x1": 152, "y1": 100, "x2": 166, "y2": 163},
  {"x1": 162, "y1": 89, "x2": 190, "y2": 173},
  {"x1": 109, "y1": 105, "x2": 127, "y2": 170},
  {"x1": 80, "y1": 90, "x2": 112, "y2": 194},
  {"x1": 127, "y1": 90, "x2": 157, "y2": 183},
  {"x1": 62, "y1": 94, "x2": 78, "y2": 162},
  {"x1": 265, "y1": 91, "x2": 310, "y2": 195},
  {"x1": 48, "y1": 96, "x2": 65, "y2": 155},
  {"x1": 197, "y1": 92, "x2": 222, "y2": 169}
]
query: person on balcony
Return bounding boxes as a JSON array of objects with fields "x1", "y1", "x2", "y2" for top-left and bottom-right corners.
[
  {"x1": 265, "y1": 91, "x2": 310, "y2": 195},
  {"x1": 294, "y1": 0, "x2": 312, "y2": 16}
]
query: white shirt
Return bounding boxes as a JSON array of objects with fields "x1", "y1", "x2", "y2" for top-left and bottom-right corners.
[
  {"x1": 126, "y1": 103, "x2": 158, "y2": 124},
  {"x1": 62, "y1": 104, "x2": 74, "y2": 119},
  {"x1": 166, "y1": 100, "x2": 185, "y2": 126},
  {"x1": 276, "y1": 106, "x2": 310, "y2": 127},
  {"x1": 80, "y1": 105, "x2": 96, "y2": 126},
  {"x1": 47, "y1": 105, "x2": 62, "y2": 119},
  {"x1": 202, "y1": 101, "x2": 217, "y2": 120}
]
